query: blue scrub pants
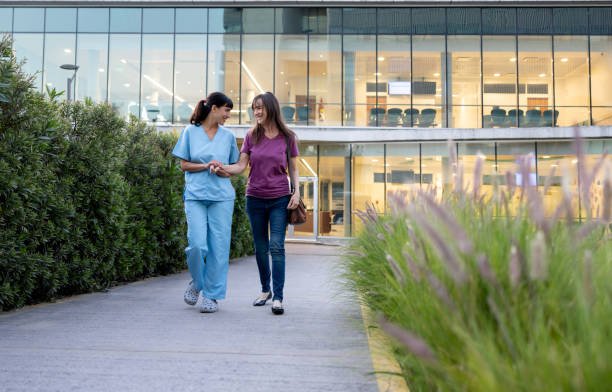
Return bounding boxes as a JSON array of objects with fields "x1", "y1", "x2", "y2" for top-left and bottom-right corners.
[{"x1": 184, "y1": 199, "x2": 234, "y2": 300}]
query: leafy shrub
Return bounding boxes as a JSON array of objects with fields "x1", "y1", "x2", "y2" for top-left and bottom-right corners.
[
  {"x1": 344, "y1": 139, "x2": 611, "y2": 391},
  {"x1": 0, "y1": 36, "x2": 253, "y2": 311}
]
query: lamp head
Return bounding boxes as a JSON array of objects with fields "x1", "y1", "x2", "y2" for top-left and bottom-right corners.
[{"x1": 60, "y1": 64, "x2": 79, "y2": 71}]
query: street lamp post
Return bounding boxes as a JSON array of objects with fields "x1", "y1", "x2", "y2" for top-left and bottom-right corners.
[{"x1": 59, "y1": 64, "x2": 79, "y2": 101}]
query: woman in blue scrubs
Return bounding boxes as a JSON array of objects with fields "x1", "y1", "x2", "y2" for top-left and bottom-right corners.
[{"x1": 172, "y1": 92, "x2": 239, "y2": 313}]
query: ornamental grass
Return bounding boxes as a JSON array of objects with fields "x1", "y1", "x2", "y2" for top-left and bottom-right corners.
[{"x1": 344, "y1": 134, "x2": 611, "y2": 391}]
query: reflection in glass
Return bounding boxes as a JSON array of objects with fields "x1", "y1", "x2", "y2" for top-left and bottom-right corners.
[
  {"x1": 13, "y1": 8, "x2": 44, "y2": 32},
  {"x1": 343, "y1": 35, "x2": 375, "y2": 126},
  {"x1": 241, "y1": 35, "x2": 273, "y2": 124},
  {"x1": 108, "y1": 34, "x2": 141, "y2": 120},
  {"x1": 275, "y1": 35, "x2": 307, "y2": 125},
  {"x1": 483, "y1": 36, "x2": 517, "y2": 128},
  {"x1": 43, "y1": 34, "x2": 77, "y2": 100},
  {"x1": 76, "y1": 34, "x2": 108, "y2": 102},
  {"x1": 309, "y1": 35, "x2": 342, "y2": 126},
  {"x1": 46, "y1": 8, "x2": 77, "y2": 32},
  {"x1": 110, "y1": 8, "x2": 141, "y2": 33},
  {"x1": 0, "y1": 8, "x2": 12, "y2": 32},
  {"x1": 518, "y1": 36, "x2": 553, "y2": 127},
  {"x1": 242, "y1": 8, "x2": 274, "y2": 33},
  {"x1": 448, "y1": 36, "x2": 481, "y2": 128},
  {"x1": 209, "y1": 8, "x2": 241, "y2": 33},
  {"x1": 319, "y1": 144, "x2": 351, "y2": 237},
  {"x1": 141, "y1": 34, "x2": 174, "y2": 123},
  {"x1": 12, "y1": 33, "x2": 44, "y2": 90},
  {"x1": 208, "y1": 34, "x2": 240, "y2": 124},
  {"x1": 175, "y1": 9, "x2": 206, "y2": 34},
  {"x1": 78, "y1": 8, "x2": 109, "y2": 33},
  {"x1": 413, "y1": 35, "x2": 444, "y2": 127},
  {"x1": 378, "y1": 35, "x2": 410, "y2": 127},
  {"x1": 143, "y1": 9, "x2": 174, "y2": 33},
  {"x1": 174, "y1": 35, "x2": 206, "y2": 123}
]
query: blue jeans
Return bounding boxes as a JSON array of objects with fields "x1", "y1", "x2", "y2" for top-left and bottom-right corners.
[{"x1": 246, "y1": 195, "x2": 290, "y2": 301}]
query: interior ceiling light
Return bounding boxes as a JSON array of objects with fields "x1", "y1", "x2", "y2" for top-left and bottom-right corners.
[
  {"x1": 456, "y1": 57, "x2": 472, "y2": 62},
  {"x1": 509, "y1": 57, "x2": 517, "y2": 62},
  {"x1": 494, "y1": 73, "x2": 501, "y2": 77},
  {"x1": 561, "y1": 57, "x2": 569, "y2": 62}
]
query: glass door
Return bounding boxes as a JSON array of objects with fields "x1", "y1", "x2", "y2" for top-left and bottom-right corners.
[{"x1": 287, "y1": 176, "x2": 318, "y2": 240}]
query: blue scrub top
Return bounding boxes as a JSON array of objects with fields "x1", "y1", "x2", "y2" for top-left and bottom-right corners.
[{"x1": 172, "y1": 124, "x2": 240, "y2": 201}]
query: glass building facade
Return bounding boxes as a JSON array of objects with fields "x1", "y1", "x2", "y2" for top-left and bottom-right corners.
[{"x1": 1, "y1": 5, "x2": 611, "y2": 239}]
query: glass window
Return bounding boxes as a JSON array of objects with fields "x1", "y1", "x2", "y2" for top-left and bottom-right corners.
[
  {"x1": 343, "y1": 35, "x2": 376, "y2": 127},
  {"x1": 377, "y1": 8, "x2": 411, "y2": 35},
  {"x1": 141, "y1": 35, "x2": 173, "y2": 124},
  {"x1": 275, "y1": 35, "x2": 307, "y2": 125},
  {"x1": 447, "y1": 36, "x2": 481, "y2": 128},
  {"x1": 482, "y1": 36, "x2": 517, "y2": 128},
  {"x1": 590, "y1": 36, "x2": 612, "y2": 125},
  {"x1": 537, "y1": 141, "x2": 578, "y2": 218},
  {"x1": 207, "y1": 34, "x2": 240, "y2": 124},
  {"x1": 76, "y1": 34, "x2": 108, "y2": 103},
  {"x1": 319, "y1": 144, "x2": 351, "y2": 237},
  {"x1": 447, "y1": 8, "x2": 480, "y2": 35},
  {"x1": 553, "y1": 8, "x2": 588, "y2": 35},
  {"x1": 584, "y1": 140, "x2": 612, "y2": 220},
  {"x1": 517, "y1": 8, "x2": 552, "y2": 35},
  {"x1": 421, "y1": 143, "x2": 453, "y2": 199},
  {"x1": 554, "y1": 36, "x2": 590, "y2": 126},
  {"x1": 458, "y1": 142, "x2": 496, "y2": 198},
  {"x1": 352, "y1": 143, "x2": 385, "y2": 233},
  {"x1": 174, "y1": 35, "x2": 206, "y2": 123},
  {"x1": 43, "y1": 33, "x2": 77, "y2": 100},
  {"x1": 0, "y1": 8, "x2": 12, "y2": 32},
  {"x1": 328, "y1": 8, "x2": 342, "y2": 34},
  {"x1": 12, "y1": 33, "x2": 44, "y2": 90},
  {"x1": 78, "y1": 8, "x2": 109, "y2": 33},
  {"x1": 385, "y1": 143, "x2": 420, "y2": 198},
  {"x1": 175, "y1": 8, "x2": 206, "y2": 33},
  {"x1": 209, "y1": 8, "x2": 241, "y2": 33},
  {"x1": 412, "y1": 8, "x2": 445, "y2": 35},
  {"x1": 46, "y1": 8, "x2": 76, "y2": 32},
  {"x1": 143, "y1": 9, "x2": 174, "y2": 33},
  {"x1": 518, "y1": 36, "x2": 553, "y2": 127},
  {"x1": 413, "y1": 35, "x2": 445, "y2": 128},
  {"x1": 496, "y1": 142, "x2": 536, "y2": 214},
  {"x1": 13, "y1": 8, "x2": 44, "y2": 32},
  {"x1": 241, "y1": 34, "x2": 274, "y2": 124},
  {"x1": 108, "y1": 34, "x2": 141, "y2": 120},
  {"x1": 378, "y1": 35, "x2": 411, "y2": 127},
  {"x1": 309, "y1": 35, "x2": 342, "y2": 126},
  {"x1": 482, "y1": 8, "x2": 516, "y2": 35},
  {"x1": 242, "y1": 8, "x2": 274, "y2": 33},
  {"x1": 275, "y1": 8, "x2": 309, "y2": 34},
  {"x1": 110, "y1": 8, "x2": 141, "y2": 33},
  {"x1": 342, "y1": 8, "x2": 376, "y2": 34}
]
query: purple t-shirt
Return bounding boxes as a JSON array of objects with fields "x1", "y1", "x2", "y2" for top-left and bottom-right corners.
[{"x1": 241, "y1": 131, "x2": 299, "y2": 199}]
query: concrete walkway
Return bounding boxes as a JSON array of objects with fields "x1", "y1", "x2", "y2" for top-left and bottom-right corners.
[{"x1": 0, "y1": 244, "x2": 378, "y2": 392}]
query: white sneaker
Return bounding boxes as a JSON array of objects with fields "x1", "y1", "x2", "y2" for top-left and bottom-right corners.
[
  {"x1": 200, "y1": 297, "x2": 218, "y2": 313},
  {"x1": 184, "y1": 281, "x2": 199, "y2": 306}
]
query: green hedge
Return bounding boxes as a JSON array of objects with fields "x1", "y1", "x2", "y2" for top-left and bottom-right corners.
[{"x1": 0, "y1": 36, "x2": 253, "y2": 311}]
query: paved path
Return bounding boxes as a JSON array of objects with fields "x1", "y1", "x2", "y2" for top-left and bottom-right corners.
[{"x1": 0, "y1": 244, "x2": 378, "y2": 392}]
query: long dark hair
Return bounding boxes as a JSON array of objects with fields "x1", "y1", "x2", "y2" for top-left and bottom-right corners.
[
  {"x1": 190, "y1": 92, "x2": 233, "y2": 126},
  {"x1": 250, "y1": 91, "x2": 295, "y2": 144}
]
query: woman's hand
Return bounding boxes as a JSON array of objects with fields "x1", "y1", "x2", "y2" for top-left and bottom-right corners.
[
  {"x1": 287, "y1": 192, "x2": 301, "y2": 210},
  {"x1": 212, "y1": 166, "x2": 231, "y2": 177}
]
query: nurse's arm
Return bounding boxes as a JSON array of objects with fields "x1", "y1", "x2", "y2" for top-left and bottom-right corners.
[
  {"x1": 221, "y1": 152, "x2": 249, "y2": 175},
  {"x1": 180, "y1": 159, "x2": 212, "y2": 173}
]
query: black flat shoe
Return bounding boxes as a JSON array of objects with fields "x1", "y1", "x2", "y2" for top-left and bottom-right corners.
[
  {"x1": 253, "y1": 292, "x2": 272, "y2": 306},
  {"x1": 271, "y1": 300, "x2": 284, "y2": 315}
]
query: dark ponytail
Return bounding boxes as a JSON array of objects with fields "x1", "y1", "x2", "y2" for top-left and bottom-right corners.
[{"x1": 190, "y1": 92, "x2": 234, "y2": 126}]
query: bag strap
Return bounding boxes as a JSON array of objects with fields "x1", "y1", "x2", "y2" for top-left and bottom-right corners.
[{"x1": 285, "y1": 135, "x2": 294, "y2": 194}]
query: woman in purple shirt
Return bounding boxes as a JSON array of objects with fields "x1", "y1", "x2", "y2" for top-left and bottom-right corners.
[{"x1": 217, "y1": 92, "x2": 300, "y2": 315}]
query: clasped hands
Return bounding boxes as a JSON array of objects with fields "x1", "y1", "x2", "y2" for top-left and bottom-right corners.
[{"x1": 207, "y1": 160, "x2": 230, "y2": 177}]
